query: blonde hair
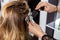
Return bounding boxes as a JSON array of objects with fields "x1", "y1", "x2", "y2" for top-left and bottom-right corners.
[{"x1": 0, "y1": 1, "x2": 31, "y2": 40}]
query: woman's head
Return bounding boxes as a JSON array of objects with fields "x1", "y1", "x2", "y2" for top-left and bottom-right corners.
[
  {"x1": 2, "y1": 1, "x2": 29, "y2": 18},
  {"x1": 1, "y1": 1, "x2": 30, "y2": 40}
]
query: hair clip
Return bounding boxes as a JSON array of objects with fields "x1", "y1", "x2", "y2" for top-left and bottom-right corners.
[{"x1": 25, "y1": 9, "x2": 37, "y2": 23}]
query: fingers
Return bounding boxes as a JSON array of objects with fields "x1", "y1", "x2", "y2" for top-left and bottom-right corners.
[
  {"x1": 35, "y1": 2, "x2": 48, "y2": 10},
  {"x1": 28, "y1": 21, "x2": 45, "y2": 37},
  {"x1": 29, "y1": 21, "x2": 37, "y2": 26},
  {"x1": 29, "y1": 21, "x2": 40, "y2": 29}
]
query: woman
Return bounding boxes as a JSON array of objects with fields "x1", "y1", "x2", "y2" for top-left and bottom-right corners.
[
  {"x1": 0, "y1": 1, "x2": 32, "y2": 40},
  {"x1": 0, "y1": 0, "x2": 57, "y2": 40}
]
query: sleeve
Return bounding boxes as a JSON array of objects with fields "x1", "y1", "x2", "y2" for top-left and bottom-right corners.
[{"x1": 42, "y1": 35, "x2": 56, "y2": 40}]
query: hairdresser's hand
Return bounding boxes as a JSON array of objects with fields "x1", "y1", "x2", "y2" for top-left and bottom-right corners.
[
  {"x1": 35, "y1": 2, "x2": 57, "y2": 13},
  {"x1": 28, "y1": 21, "x2": 45, "y2": 38}
]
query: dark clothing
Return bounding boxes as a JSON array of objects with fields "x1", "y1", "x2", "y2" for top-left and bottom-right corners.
[{"x1": 27, "y1": 0, "x2": 40, "y2": 11}]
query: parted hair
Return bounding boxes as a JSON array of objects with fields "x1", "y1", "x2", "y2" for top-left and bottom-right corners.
[{"x1": 0, "y1": 1, "x2": 31, "y2": 40}]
